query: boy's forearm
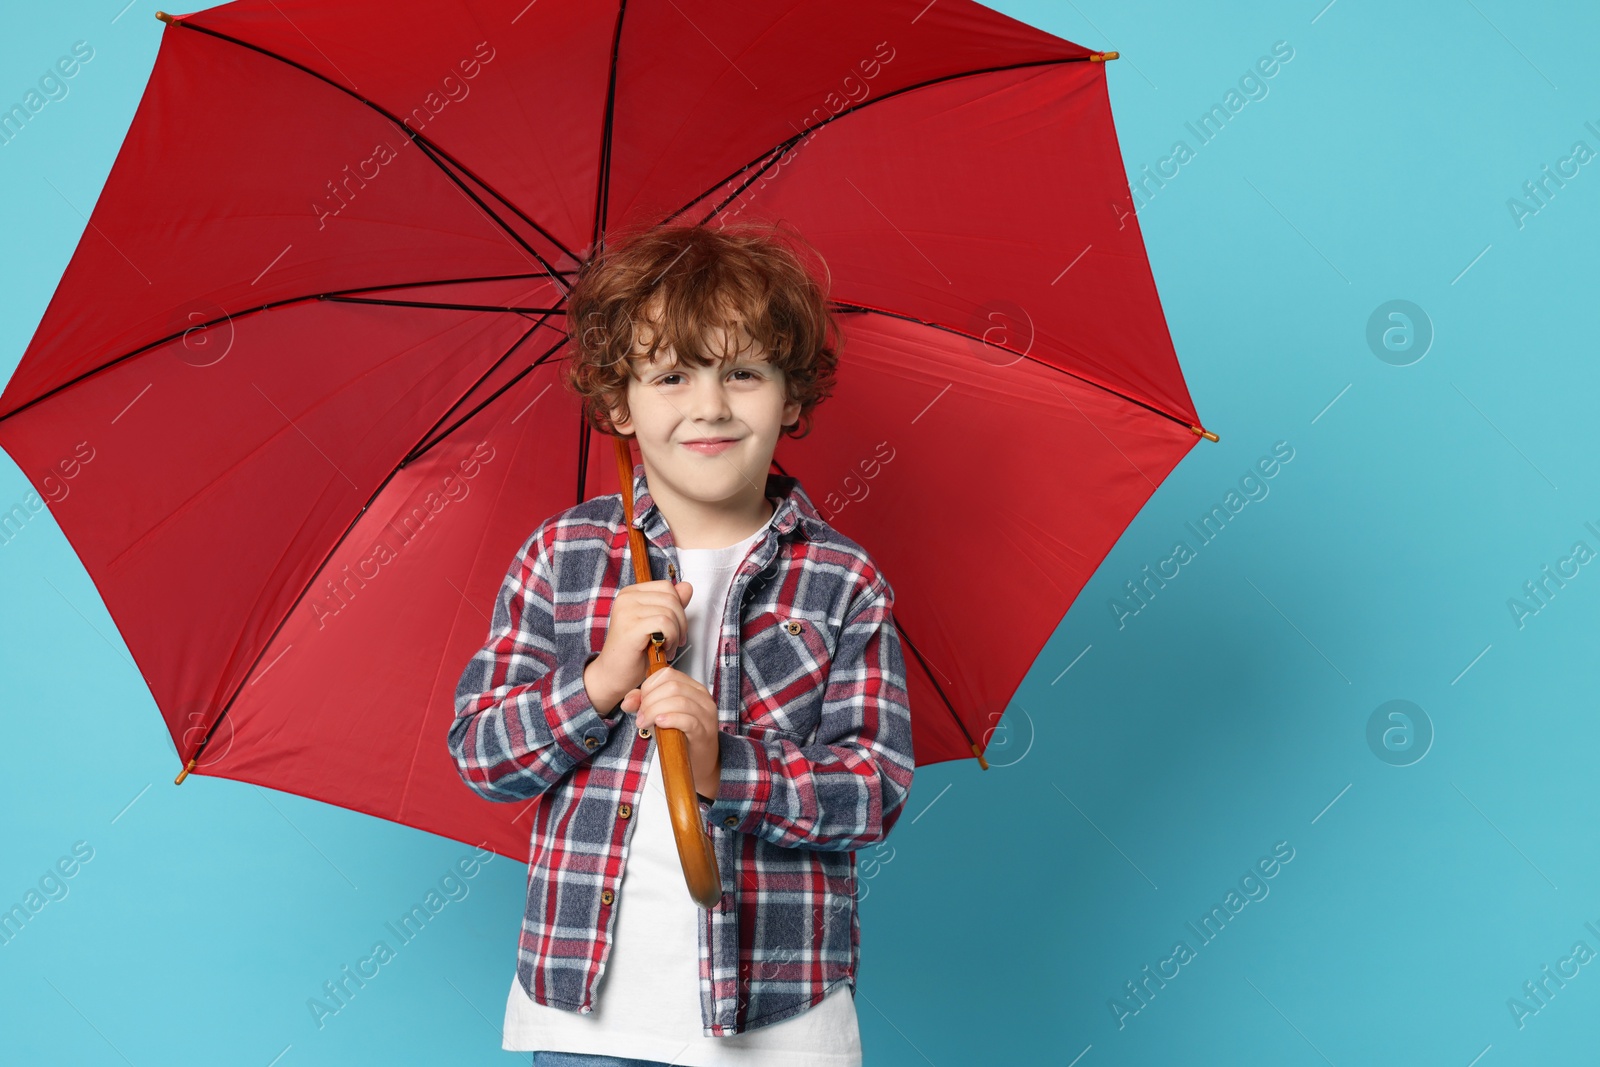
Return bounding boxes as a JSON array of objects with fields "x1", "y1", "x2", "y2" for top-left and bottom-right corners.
[
  {"x1": 695, "y1": 744, "x2": 722, "y2": 803},
  {"x1": 583, "y1": 654, "x2": 632, "y2": 716},
  {"x1": 708, "y1": 729, "x2": 913, "y2": 850},
  {"x1": 449, "y1": 657, "x2": 621, "y2": 802},
  {"x1": 450, "y1": 529, "x2": 628, "y2": 803}
]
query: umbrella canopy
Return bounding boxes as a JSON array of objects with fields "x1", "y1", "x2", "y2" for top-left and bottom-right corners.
[{"x1": 0, "y1": 0, "x2": 1209, "y2": 859}]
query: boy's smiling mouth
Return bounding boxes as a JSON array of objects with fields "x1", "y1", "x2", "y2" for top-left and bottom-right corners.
[{"x1": 682, "y1": 437, "x2": 741, "y2": 454}]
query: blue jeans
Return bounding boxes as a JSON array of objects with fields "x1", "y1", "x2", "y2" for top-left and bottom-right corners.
[{"x1": 532, "y1": 1054, "x2": 676, "y2": 1067}]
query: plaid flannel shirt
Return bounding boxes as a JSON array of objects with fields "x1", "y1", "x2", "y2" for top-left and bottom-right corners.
[{"x1": 448, "y1": 462, "x2": 915, "y2": 1036}]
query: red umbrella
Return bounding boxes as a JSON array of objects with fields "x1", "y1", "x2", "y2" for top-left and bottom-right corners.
[{"x1": 0, "y1": 0, "x2": 1212, "y2": 863}]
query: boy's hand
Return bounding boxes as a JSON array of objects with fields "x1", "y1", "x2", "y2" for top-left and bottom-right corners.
[
  {"x1": 590, "y1": 579, "x2": 694, "y2": 698},
  {"x1": 622, "y1": 667, "x2": 722, "y2": 801}
]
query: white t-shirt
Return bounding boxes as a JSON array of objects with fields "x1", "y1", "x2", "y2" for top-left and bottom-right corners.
[{"x1": 502, "y1": 507, "x2": 863, "y2": 1066}]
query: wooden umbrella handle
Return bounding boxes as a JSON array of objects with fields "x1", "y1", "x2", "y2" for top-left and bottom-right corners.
[{"x1": 613, "y1": 435, "x2": 724, "y2": 909}]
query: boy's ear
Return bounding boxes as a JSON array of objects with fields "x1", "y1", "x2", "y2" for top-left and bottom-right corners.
[{"x1": 605, "y1": 393, "x2": 633, "y2": 436}]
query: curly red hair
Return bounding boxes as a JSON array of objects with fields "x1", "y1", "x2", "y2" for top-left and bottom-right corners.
[{"x1": 562, "y1": 219, "x2": 840, "y2": 439}]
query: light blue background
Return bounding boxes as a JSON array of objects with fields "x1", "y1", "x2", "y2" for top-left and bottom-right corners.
[{"x1": 4, "y1": 2, "x2": 1598, "y2": 1064}]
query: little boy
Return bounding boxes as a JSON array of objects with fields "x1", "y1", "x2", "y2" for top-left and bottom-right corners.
[{"x1": 448, "y1": 221, "x2": 916, "y2": 1067}]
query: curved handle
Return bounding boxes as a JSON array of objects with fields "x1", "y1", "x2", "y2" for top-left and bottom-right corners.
[{"x1": 613, "y1": 435, "x2": 724, "y2": 909}]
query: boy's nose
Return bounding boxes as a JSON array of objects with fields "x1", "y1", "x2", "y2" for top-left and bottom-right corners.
[{"x1": 689, "y1": 381, "x2": 732, "y2": 419}]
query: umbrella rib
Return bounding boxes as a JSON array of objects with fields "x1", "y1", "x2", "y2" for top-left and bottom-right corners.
[
  {"x1": 591, "y1": 0, "x2": 631, "y2": 252},
  {"x1": 830, "y1": 300, "x2": 1203, "y2": 435},
  {"x1": 179, "y1": 320, "x2": 561, "y2": 769},
  {"x1": 665, "y1": 54, "x2": 1102, "y2": 228},
  {"x1": 165, "y1": 19, "x2": 579, "y2": 283},
  {"x1": 576, "y1": 402, "x2": 595, "y2": 510},
  {"x1": 576, "y1": 0, "x2": 630, "y2": 505},
  {"x1": 400, "y1": 321, "x2": 571, "y2": 468},
  {"x1": 894, "y1": 616, "x2": 986, "y2": 760},
  {"x1": 0, "y1": 272, "x2": 570, "y2": 425},
  {"x1": 324, "y1": 295, "x2": 565, "y2": 315},
  {"x1": 379, "y1": 304, "x2": 602, "y2": 497},
  {"x1": 405, "y1": 133, "x2": 564, "y2": 278}
]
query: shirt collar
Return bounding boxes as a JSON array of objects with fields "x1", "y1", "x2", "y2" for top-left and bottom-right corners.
[{"x1": 627, "y1": 460, "x2": 823, "y2": 542}]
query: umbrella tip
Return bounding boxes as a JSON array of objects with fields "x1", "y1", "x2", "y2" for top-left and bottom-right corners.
[
  {"x1": 155, "y1": 10, "x2": 179, "y2": 24},
  {"x1": 1191, "y1": 424, "x2": 1219, "y2": 442},
  {"x1": 1090, "y1": 51, "x2": 1119, "y2": 62}
]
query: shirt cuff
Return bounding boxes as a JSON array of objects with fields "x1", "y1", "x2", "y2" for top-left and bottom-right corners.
[
  {"x1": 702, "y1": 730, "x2": 772, "y2": 833},
  {"x1": 537, "y1": 652, "x2": 622, "y2": 764}
]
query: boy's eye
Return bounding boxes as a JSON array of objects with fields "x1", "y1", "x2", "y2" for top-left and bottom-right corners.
[{"x1": 656, "y1": 368, "x2": 760, "y2": 385}]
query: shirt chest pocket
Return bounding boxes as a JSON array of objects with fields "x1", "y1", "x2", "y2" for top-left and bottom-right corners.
[{"x1": 736, "y1": 610, "x2": 837, "y2": 743}]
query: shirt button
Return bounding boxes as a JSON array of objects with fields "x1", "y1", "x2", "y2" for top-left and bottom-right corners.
[
  {"x1": 724, "y1": 816, "x2": 737, "y2": 828},
  {"x1": 584, "y1": 736, "x2": 599, "y2": 749},
  {"x1": 786, "y1": 620, "x2": 803, "y2": 635},
  {"x1": 601, "y1": 888, "x2": 615, "y2": 905},
  {"x1": 618, "y1": 803, "x2": 632, "y2": 819}
]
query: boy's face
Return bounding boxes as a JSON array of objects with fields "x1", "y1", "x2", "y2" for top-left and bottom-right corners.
[{"x1": 606, "y1": 300, "x2": 801, "y2": 526}]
